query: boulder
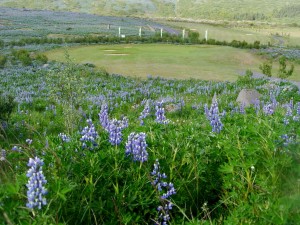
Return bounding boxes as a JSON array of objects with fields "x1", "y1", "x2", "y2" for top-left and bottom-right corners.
[{"x1": 236, "y1": 89, "x2": 261, "y2": 107}]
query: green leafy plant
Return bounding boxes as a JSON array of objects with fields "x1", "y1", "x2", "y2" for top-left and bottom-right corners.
[
  {"x1": 0, "y1": 54, "x2": 7, "y2": 68},
  {"x1": 259, "y1": 61, "x2": 272, "y2": 77},
  {"x1": 12, "y1": 49, "x2": 32, "y2": 66},
  {"x1": 278, "y1": 56, "x2": 294, "y2": 78},
  {"x1": 0, "y1": 92, "x2": 16, "y2": 122},
  {"x1": 35, "y1": 53, "x2": 48, "y2": 64}
]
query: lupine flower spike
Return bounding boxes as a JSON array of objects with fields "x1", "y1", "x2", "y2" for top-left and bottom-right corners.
[
  {"x1": 151, "y1": 159, "x2": 176, "y2": 225},
  {"x1": 139, "y1": 100, "x2": 151, "y2": 125},
  {"x1": 206, "y1": 97, "x2": 223, "y2": 133},
  {"x1": 155, "y1": 101, "x2": 169, "y2": 124},
  {"x1": 58, "y1": 133, "x2": 70, "y2": 143},
  {"x1": 99, "y1": 103, "x2": 110, "y2": 131},
  {"x1": 26, "y1": 157, "x2": 47, "y2": 210},
  {"x1": 80, "y1": 119, "x2": 98, "y2": 150},
  {"x1": 108, "y1": 119, "x2": 123, "y2": 145},
  {"x1": 0, "y1": 149, "x2": 6, "y2": 161},
  {"x1": 125, "y1": 132, "x2": 148, "y2": 162}
]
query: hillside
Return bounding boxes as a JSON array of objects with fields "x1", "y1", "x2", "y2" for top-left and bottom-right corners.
[{"x1": 1, "y1": 0, "x2": 300, "y2": 24}]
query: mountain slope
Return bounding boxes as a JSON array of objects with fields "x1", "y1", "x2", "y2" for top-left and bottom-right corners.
[{"x1": 1, "y1": 0, "x2": 300, "y2": 23}]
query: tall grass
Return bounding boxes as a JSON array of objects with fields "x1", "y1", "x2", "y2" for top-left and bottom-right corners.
[{"x1": 0, "y1": 61, "x2": 299, "y2": 224}]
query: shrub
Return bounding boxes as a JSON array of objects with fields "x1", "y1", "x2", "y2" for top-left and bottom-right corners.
[
  {"x1": 0, "y1": 39, "x2": 4, "y2": 48},
  {"x1": 35, "y1": 53, "x2": 48, "y2": 64},
  {"x1": 0, "y1": 92, "x2": 16, "y2": 122},
  {"x1": 0, "y1": 55, "x2": 7, "y2": 68},
  {"x1": 12, "y1": 49, "x2": 32, "y2": 66},
  {"x1": 237, "y1": 69, "x2": 255, "y2": 87},
  {"x1": 278, "y1": 56, "x2": 294, "y2": 78},
  {"x1": 259, "y1": 61, "x2": 272, "y2": 77}
]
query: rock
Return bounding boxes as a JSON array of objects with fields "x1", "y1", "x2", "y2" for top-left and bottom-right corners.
[
  {"x1": 236, "y1": 89, "x2": 261, "y2": 107},
  {"x1": 165, "y1": 104, "x2": 180, "y2": 112}
]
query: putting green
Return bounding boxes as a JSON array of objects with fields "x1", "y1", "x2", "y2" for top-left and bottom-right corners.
[{"x1": 44, "y1": 44, "x2": 273, "y2": 81}]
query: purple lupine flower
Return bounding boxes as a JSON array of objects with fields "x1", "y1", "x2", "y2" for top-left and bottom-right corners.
[
  {"x1": 26, "y1": 139, "x2": 33, "y2": 145},
  {"x1": 285, "y1": 106, "x2": 293, "y2": 117},
  {"x1": 280, "y1": 134, "x2": 295, "y2": 146},
  {"x1": 12, "y1": 146, "x2": 22, "y2": 152},
  {"x1": 0, "y1": 149, "x2": 6, "y2": 161},
  {"x1": 289, "y1": 99, "x2": 294, "y2": 109},
  {"x1": 204, "y1": 103, "x2": 209, "y2": 118},
  {"x1": 139, "y1": 100, "x2": 151, "y2": 125},
  {"x1": 26, "y1": 157, "x2": 47, "y2": 210},
  {"x1": 98, "y1": 103, "x2": 110, "y2": 131},
  {"x1": 293, "y1": 115, "x2": 299, "y2": 121},
  {"x1": 254, "y1": 98, "x2": 260, "y2": 114},
  {"x1": 283, "y1": 103, "x2": 293, "y2": 125},
  {"x1": 239, "y1": 103, "x2": 245, "y2": 114},
  {"x1": 155, "y1": 101, "x2": 168, "y2": 124},
  {"x1": 151, "y1": 159, "x2": 176, "y2": 225},
  {"x1": 125, "y1": 132, "x2": 148, "y2": 162},
  {"x1": 58, "y1": 133, "x2": 70, "y2": 143},
  {"x1": 178, "y1": 98, "x2": 185, "y2": 110},
  {"x1": 108, "y1": 119, "x2": 123, "y2": 145},
  {"x1": 270, "y1": 94, "x2": 278, "y2": 108},
  {"x1": 207, "y1": 98, "x2": 223, "y2": 133},
  {"x1": 80, "y1": 119, "x2": 98, "y2": 150},
  {"x1": 263, "y1": 103, "x2": 275, "y2": 115},
  {"x1": 220, "y1": 110, "x2": 226, "y2": 117},
  {"x1": 296, "y1": 102, "x2": 300, "y2": 115},
  {"x1": 120, "y1": 116, "x2": 129, "y2": 129}
]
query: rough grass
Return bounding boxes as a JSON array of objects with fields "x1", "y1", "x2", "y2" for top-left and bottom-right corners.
[
  {"x1": 44, "y1": 44, "x2": 300, "y2": 81},
  {"x1": 160, "y1": 20, "x2": 300, "y2": 47}
]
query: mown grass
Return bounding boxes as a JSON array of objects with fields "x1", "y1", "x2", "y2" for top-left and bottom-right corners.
[
  {"x1": 44, "y1": 44, "x2": 263, "y2": 81},
  {"x1": 44, "y1": 44, "x2": 300, "y2": 81}
]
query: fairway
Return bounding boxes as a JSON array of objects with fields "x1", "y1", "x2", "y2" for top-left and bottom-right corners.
[{"x1": 44, "y1": 44, "x2": 296, "y2": 81}]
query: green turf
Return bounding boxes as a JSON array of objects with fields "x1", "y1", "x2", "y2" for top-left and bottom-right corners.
[
  {"x1": 44, "y1": 44, "x2": 262, "y2": 81},
  {"x1": 44, "y1": 44, "x2": 300, "y2": 81}
]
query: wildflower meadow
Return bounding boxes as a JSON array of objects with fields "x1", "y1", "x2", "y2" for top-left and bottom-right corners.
[{"x1": 0, "y1": 58, "x2": 299, "y2": 224}]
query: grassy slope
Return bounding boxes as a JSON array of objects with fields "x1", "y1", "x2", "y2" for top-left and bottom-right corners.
[
  {"x1": 1, "y1": 0, "x2": 300, "y2": 23},
  {"x1": 159, "y1": 20, "x2": 300, "y2": 47},
  {"x1": 43, "y1": 44, "x2": 300, "y2": 81}
]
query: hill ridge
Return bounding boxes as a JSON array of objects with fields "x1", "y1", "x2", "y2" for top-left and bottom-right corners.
[{"x1": 1, "y1": 0, "x2": 300, "y2": 23}]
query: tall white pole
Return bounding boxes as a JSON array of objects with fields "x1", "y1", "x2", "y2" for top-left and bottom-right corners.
[
  {"x1": 160, "y1": 28, "x2": 163, "y2": 38},
  {"x1": 182, "y1": 29, "x2": 185, "y2": 39},
  {"x1": 119, "y1": 27, "x2": 121, "y2": 37},
  {"x1": 205, "y1": 30, "x2": 208, "y2": 41},
  {"x1": 139, "y1": 27, "x2": 142, "y2": 37}
]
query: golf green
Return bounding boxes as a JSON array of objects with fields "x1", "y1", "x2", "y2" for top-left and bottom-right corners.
[{"x1": 44, "y1": 44, "x2": 269, "y2": 81}]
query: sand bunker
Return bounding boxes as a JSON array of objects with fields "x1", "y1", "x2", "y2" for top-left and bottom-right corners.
[{"x1": 105, "y1": 53, "x2": 129, "y2": 56}]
